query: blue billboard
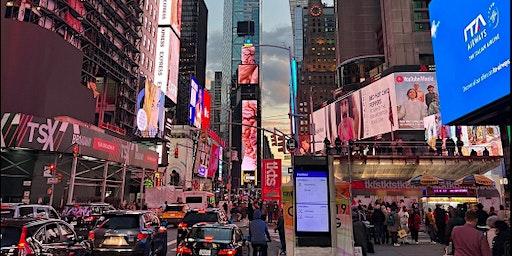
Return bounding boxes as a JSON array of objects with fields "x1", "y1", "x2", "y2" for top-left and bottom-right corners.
[{"x1": 429, "y1": 0, "x2": 510, "y2": 124}]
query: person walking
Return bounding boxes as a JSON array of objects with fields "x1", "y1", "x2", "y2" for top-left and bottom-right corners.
[
  {"x1": 275, "y1": 209, "x2": 286, "y2": 255},
  {"x1": 353, "y1": 210, "x2": 370, "y2": 255},
  {"x1": 387, "y1": 205, "x2": 401, "y2": 247},
  {"x1": 408, "y1": 208, "x2": 421, "y2": 244},
  {"x1": 492, "y1": 221, "x2": 510, "y2": 256},
  {"x1": 398, "y1": 206, "x2": 409, "y2": 244},
  {"x1": 446, "y1": 206, "x2": 466, "y2": 250},
  {"x1": 434, "y1": 204, "x2": 448, "y2": 244},
  {"x1": 372, "y1": 204, "x2": 386, "y2": 244},
  {"x1": 249, "y1": 209, "x2": 271, "y2": 256},
  {"x1": 425, "y1": 208, "x2": 437, "y2": 244},
  {"x1": 248, "y1": 201, "x2": 254, "y2": 221},
  {"x1": 486, "y1": 216, "x2": 499, "y2": 250},
  {"x1": 267, "y1": 202, "x2": 274, "y2": 224},
  {"x1": 451, "y1": 210, "x2": 491, "y2": 256},
  {"x1": 476, "y1": 203, "x2": 489, "y2": 227}
]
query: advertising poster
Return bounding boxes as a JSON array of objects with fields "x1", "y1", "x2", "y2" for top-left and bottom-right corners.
[
  {"x1": 429, "y1": 0, "x2": 510, "y2": 124},
  {"x1": 335, "y1": 181, "x2": 354, "y2": 256},
  {"x1": 297, "y1": 134, "x2": 311, "y2": 155},
  {"x1": 241, "y1": 45, "x2": 256, "y2": 64},
  {"x1": 395, "y1": 72, "x2": 439, "y2": 129},
  {"x1": 207, "y1": 144, "x2": 219, "y2": 178},
  {"x1": 312, "y1": 107, "x2": 327, "y2": 152},
  {"x1": 361, "y1": 74, "x2": 399, "y2": 138},
  {"x1": 241, "y1": 100, "x2": 257, "y2": 171},
  {"x1": 334, "y1": 91, "x2": 362, "y2": 143},
  {"x1": 189, "y1": 77, "x2": 199, "y2": 126},
  {"x1": 154, "y1": 27, "x2": 171, "y2": 100},
  {"x1": 238, "y1": 64, "x2": 259, "y2": 85},
  {"x1": 194, "y1": 88, "x2": 203, "y2": 129},
  {"x1": 202, "y1": 90, "x2": 211, "y2": 130},
  {"x1": 261, "y1": 159, "x2": 282, "y2": 201},
  {"x1": 168, "y1": 32, "x2": 180, "y2": 103},
  {"x1": 135, "y1": 80, "x2": 165, "y2": 138},
  {"x1": 158, "y1": 0, "x2": 181, "y2": 36}
]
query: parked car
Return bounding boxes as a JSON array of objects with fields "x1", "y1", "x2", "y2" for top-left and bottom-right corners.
[
  {"x1": 177, "y1": 208, "x2": 226, "y2": 244},
  {"x1": 61, "y1": 203, "x2": 115, "y2": 237},
  {"x1": 0, "y1": 203, "x2": 60, "y2": 219},
  {"x1": 0, "y1": 217, "x2": 91, "y2": 256},
  {"x1": 88, "y1": 210, "x2": 167, "y2": 256},
  {"x1": 160, "y1": 203, "x2": 189, "y2": 227},
  {"x1": 177, "y1": 223, "x2": 249, "y2": 256}
]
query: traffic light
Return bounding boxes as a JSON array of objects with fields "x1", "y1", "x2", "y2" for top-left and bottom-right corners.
[
  {"x1": 276, "y1": 135, "x2": 285, "y2": 153},
  {"x1": 270, "y1": 134, "x2": 277, "y2": 146},
  {"x1": 48, "y1": 163, "x2": 56, "y2": 173},
  {"x1": 174, "y1": 146, "x2": 179, "y2": 158}
]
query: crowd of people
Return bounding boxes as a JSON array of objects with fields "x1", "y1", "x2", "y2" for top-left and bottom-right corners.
[{"x1": 351, "y1": 199, "x2": 510, "y2": 256}]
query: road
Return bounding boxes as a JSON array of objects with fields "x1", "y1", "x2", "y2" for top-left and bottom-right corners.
[{"x1": 166, "y1": 222, "x2": 283, "y2": 256}]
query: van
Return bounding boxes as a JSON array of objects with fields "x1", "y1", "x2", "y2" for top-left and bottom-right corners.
[{"x1": 182, "y1": 191, "x2": 215, "y2": 210}]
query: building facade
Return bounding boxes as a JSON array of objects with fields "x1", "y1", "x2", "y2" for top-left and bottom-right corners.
[
  {"x1": 139, "y1": 0, "x2": 159, "y2": 82},
  {"x1": 211, "y1": 72, "x2": 223, "y2": 134}
]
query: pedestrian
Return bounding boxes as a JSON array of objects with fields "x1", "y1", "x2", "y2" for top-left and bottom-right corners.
[
  {"x1": 492, "y1": 221, "x2": 510, "y2": 256},
  {"x1": 489, "y1": 207, "x2": 497, "y2": 216},
  {"x1": 456, "y1": 137, "x2": 464, "y2": 156},
  {"x1": 451, "y1": 210, "x2": 491, "y2": 256},
  {"x1": 434, "y1": 204, "x2": 448, "y2": 244},
  {"x1": 353, "y1": 208, "x2": 370, "y2": 256},
  {"x1": 249, "y1": 209, "x2": 271, "y2": 256},
  {"x1": 275, "y1": 209, "x2": 286, "y2": 255},
  {"x1": 372, "y1": 204, "x2": 386, "y2": 244},
  {"x1": 476, "y1": 203, "x2": 489, "y2": 227},
  {"x1": 446, "y1": 206, "x2": 466, "y2": 249},
  {"x1": 486, "y1": 216, "x2": 499, "y2": 250},
  {"x1": 398, "y1": 206, "x2": 409, "y2": 244},
  {"x1": 483, "y1": 147, "x2": 490, "y2": 156},
  {"x1": 387, "y1": 205, "x2": 401, "y2": 247},
  {"x1": 223, "y1": 202, "x2": 228, "y2": 214},
  {"x1": 408, "y1": 208, "x2": 421, "y2": 244},
  {"x1": 471, "y1": 149, "x2": 478, "y2": 156},
  {"x1": 267, "y1": 203, "x2": 274, "y2": 224},
  {"x1": 248, "y1": 201, "x2": 254, "y2": 221},
  {"x1": 446, "y1": 138, "x2": 456, "y2": 156},
  {"x1": 425, "y1": 208, "x2": 437, "y2": 244},
  {"x1": 436, "y1": 137, "x2": 443, "y2": 155}
]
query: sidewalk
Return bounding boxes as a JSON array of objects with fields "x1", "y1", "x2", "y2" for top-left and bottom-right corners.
[{"x1": 371, "y1": 232, "x2": 446, "y2": 256}]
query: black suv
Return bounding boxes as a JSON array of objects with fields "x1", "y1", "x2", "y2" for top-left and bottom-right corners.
[
  {"x1": 89, "y1": 210, "x2": 167, "y2": 256},
  {"x1": 0, "y1": 218, "x2": 91, "y2": 256},
  {"x1": 177, "y1": 208, "x2": 226, "y2": 244}
]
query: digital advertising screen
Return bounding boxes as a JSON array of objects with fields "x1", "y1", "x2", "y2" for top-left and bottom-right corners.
[
  {"x1": 158, "y1": 0, "x2": 181, "y2": 37},
  {"x1": 429, "y1": 0, "x2": 510, "y2": 124},
  {"x1": 194, "y1": 88, "x2": 203, "y2": 128},
  {"x1": 168, "y1": 31, "x2": 180, "y2": 103},
  {"x1": 202, "y1": 90, "x2": 211, "y2": 130},
  {"x1": 241, "y1": 45, "x2": 256, "y2": 64},
  {"x1": 135, "y1": 80, "x2": 165, "y2": 138},
  {"x1": 154, "y1": 27, "x2": 171, "y2": 100},
  {"x1": 333, "y1": 91, "x2": 362, "y2": 142},
  {"x1": 189, "y1": 77, "x2": 199, "y2": 126},
  {"x1": 241, "y1": 100, "x2": 257, "y2": 172},
  {"x1": 295, "y1": 169, "x2": 329, "y2": 232},
  {"x1": 238, "y1": 64, "x2": 259, "y2": 85},
  {"x1": 312, "y1": 107, "x2": 327, "y2": 152},
  {"x1": 394, "y1": 72, "x2": 439, "y2": 129}
]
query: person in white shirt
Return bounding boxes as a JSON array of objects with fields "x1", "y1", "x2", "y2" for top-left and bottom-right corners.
[{"x1": 398, "y1": 89, "x2": 427, "y2": 128}]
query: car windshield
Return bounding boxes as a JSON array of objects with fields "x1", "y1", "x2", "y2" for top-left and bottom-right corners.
[
  {"x1": 189, "y1": 227, "x2": 232, "y2": 242},
  {"x1": 165, "y1": 206, "x2": 184, "y2": 211},
  {"x1": 98, "y1": 215, "x2": 140, "y2": 229},
  {"x1": 1, "y1": 209, "x2": 15, "y2": 218},
  {"x1": 0, "y1": 227, "x2": 21, "y2": 247},
  {"x1": 183, "y1": 212, "x2": 218, "y2": 225}
]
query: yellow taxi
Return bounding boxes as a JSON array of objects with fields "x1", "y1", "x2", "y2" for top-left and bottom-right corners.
[{"x1": 160, "y1": 203, "x2": 188, "y2": 227}]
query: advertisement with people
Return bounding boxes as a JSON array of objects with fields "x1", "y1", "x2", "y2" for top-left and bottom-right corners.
[
  {"x1": 241, "y1": 100, "x2": 257, "y2": 171},
  {"x1": 424, "y1": 114, "x2": 503, "y2": 156},
  {"x1": 361, "y1": 74, "x2": 399, "y2": 138},
  {"x1": 136, "y1": 80, "x2": 165, "y2": 138},
  {"x1": 429, "y1": 0, "x2": 510, "y2": 124},
  {"x1": 395, "y1": 72, "x2": 439, "y2": 129},
  {"x1": 334, "y1": 91, "x2": 362, "y2": 143},
  {"x1": 189, "y1": 77, "x2": 199, "y2": 126},
  {"x1": 168, "y1": 32, "x2": 180, "y2": 103}
]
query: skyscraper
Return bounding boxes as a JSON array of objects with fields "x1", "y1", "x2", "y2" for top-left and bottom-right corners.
[
  {"x1": 211, "y1": 72, "x2": 223, "y2": 134},
  {"x1": 139, "y1": 0, "x2": 159, "y2": 83}
]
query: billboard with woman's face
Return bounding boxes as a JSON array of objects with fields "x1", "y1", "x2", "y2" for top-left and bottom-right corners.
[{"x1": 334, "y1": 91, "x2": 362, "y2": 143}]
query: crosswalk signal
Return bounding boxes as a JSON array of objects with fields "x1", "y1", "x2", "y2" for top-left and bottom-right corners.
[{"x1": 276, "y1": 135, "x2": 285, "y2": 153}]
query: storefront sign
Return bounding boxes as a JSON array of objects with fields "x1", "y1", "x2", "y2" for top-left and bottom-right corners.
[
  {"x1": 427, "y1": 188, "x2": 476, "y2": 197},
  {"x1": 1, "y1": 113, "x2": 158, "y2": 169},
  {"x1": 261, "y1": 159, "x2": 282, "y2": 201}
]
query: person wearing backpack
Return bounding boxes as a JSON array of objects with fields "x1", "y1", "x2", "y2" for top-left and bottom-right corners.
[{"x1": 387, "y1": 205, "x2": 401, "y2": 247}]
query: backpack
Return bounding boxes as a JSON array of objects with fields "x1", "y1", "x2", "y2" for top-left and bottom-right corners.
[{"x1": 387, "y1": 213, "x2": 395, "y2": 226}]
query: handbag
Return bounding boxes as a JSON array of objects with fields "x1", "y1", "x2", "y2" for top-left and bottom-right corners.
[{"x1": 398, "y1": 229, "x2": 407, "y2": 238}]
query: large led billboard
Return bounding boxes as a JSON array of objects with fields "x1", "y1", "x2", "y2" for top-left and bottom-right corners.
[
  {"x1": 394, "y1": 72, "x2": 439, "y2": 129},
  {"x1": 154, "y1": 27, "x2": 172, "y2": 101},
  {"x1": 429, "y1": 0, "x2": 510, "y2": 124},
  {"x1": 202, "y1": 90, "x2": 211, "y2": 130},
  {"x1": 194, "y1": 87, "x2": 203, "y2": 128},
  {"x1": 135, "y1": 80, "x2": 165, "y2": 138},
  {"x1": 168, "y1": 31, "x2": 180, "y2": 103},
  {"x1": 241, "y1": 45, "x2": 256, "y2": 64},
  {"x1": 238, "y1": 64, "x2": 259, "y2": 85},
  {"x1": 158, "y1": 0, "x2": 182, "y2": 37},
  {"x1": 241, "y1": 100, "x2": 257, "y2": 172},
  {"x1": 189, "y1": 77, "x2": 199, "y2": 127}
]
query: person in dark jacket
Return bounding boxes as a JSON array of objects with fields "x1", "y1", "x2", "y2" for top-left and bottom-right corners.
[
  {"x1": 476, "y1": 203, "x2": 489, "y2": 227},
  {"x1": 248, "y1": 201, "x2": 254, "y2": 221},
  {"x1": 446, "y1": 138, "x2": 456, "y2": 156},
  {"x1": 492, "y1": 221, "x2": 510, "y2": 256},
  {"x1": 372, "y1": 205, "x2": 386, "y2": 244},
  {"x1": 353, "y1": 208, "x2": 369, "y2": 255},
  {"x1": 275, "y1": 209, "x2": 286, "y2": 255},
  {"x1": 446, "y1": 206, "x2": 466, "y2": 248},
  {"x1": 408, "y1": 208, "x2": 422, "y2": 244},
  {"x1": 434, "y1": 204, "x2": 448, "y2": 244},
  {"x1": 249, "y1": 209, "x2": 271, "y2": 256}
]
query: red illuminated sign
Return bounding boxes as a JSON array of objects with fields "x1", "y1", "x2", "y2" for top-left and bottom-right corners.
[
  {"x1": 261, "y1": 159, "x2": 282, "y2": 202},
  {"x1": 92, "y1": 138, "x2": 118, "y2": 154},
  {"x1": 202, "y1": 90, "x2": 211, "y2": 130}
]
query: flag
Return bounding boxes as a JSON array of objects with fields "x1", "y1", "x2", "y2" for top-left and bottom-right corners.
[{"x1": 388, "y1": 90, "x2": 394, "y2": 127}]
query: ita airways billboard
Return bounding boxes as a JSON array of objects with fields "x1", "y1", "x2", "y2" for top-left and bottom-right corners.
[
  {"x1": 261, "y1": 159, "x2": 282, "y2": 202},
  {"x1": 429, "y1": 0, "x2": 510, "y2": 124}
]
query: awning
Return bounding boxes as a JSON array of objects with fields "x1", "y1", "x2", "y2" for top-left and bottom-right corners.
[{"x1": 1, "y1": 113, "x2": 158, "y2": 169}]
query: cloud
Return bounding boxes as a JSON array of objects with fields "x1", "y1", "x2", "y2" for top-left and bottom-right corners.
[{"x1": 205, "y1": 29, "x2": 223, "y2": 87}]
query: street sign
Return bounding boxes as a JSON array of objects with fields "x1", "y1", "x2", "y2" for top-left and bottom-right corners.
[
  {"x1": 286, "y1": 138, "x2": 297, "y2": 152},
  {"x1": 47, "y1": 178, "x2": 59, "y2": 184}
]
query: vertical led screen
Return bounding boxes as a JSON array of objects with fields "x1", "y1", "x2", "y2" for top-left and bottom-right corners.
[
  {"x1": 168, "y1": 31, "x2": 180, "y2": 103},
  {"x1": 189, "y1": 77, "x2": 199, "y2": 126},
  {"x1": 395, "y1": 72, "x2": 439, "y2": 129},
  {"x1": 154, "y1": 27, "x2": 171, "y2": 100},
  {"x1": 194, "y1": 88, "x2": 203, "y2": 128},
  {"x1": 312, "y1": 107, "x2": 327, "y2": 152},
  {"x1": 202, "y1": 90, "x2": 211, "y2": 130},
  {"x1": 241, "y1": 45, "x2": 256, "y2": 64},
  {"x1": 429, "y1": 0, "x2": 510, "y2": 124},
  {"x1": 135, "y1": 80, "x2": 165, "y2": 138},
  {"x1": 208, "y1": 144, "x2": 219, "y2": 178},
  {"x1": 238, "y1": 65, "x2": 259, "y2": 85},
  {"x1": 241, "y1": 100, "x2": 257, "y2": 172}
]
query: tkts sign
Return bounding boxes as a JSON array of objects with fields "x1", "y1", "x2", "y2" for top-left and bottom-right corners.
[
  {"x1": 1, "y1": 113, "x2": 158, "y2": 169},
  {"x1": 261, "y1": 159, "x2": 282, "y2": 202}
]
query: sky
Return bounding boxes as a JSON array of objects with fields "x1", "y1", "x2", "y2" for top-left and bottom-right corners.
[{"x1": 203, "y1": 0, "x2": 332, "y2": 175}]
